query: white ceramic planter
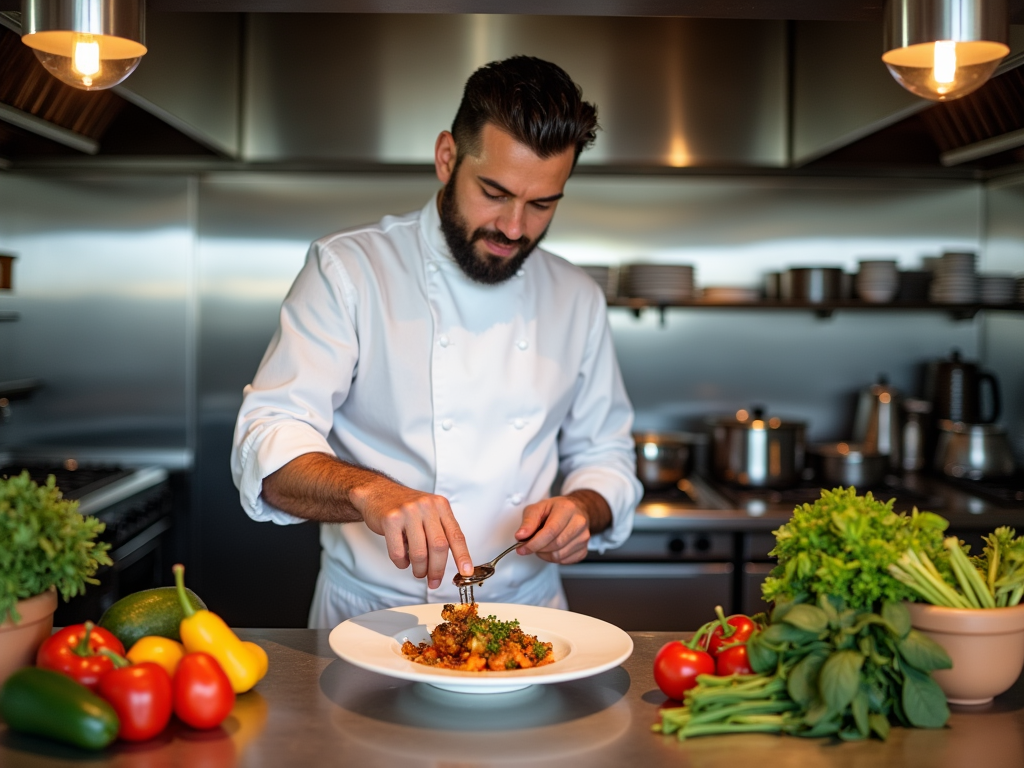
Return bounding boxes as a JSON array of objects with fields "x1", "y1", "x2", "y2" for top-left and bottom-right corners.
[{"x1": 907, "y1": 601, "x2": 1024, "y2": 705}]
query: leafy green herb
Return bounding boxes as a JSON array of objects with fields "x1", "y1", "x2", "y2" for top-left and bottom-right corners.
[
  {"x1": 533, "y1": 641, "x2": 549, "y2": 660},
  {"x1": 0, "y1": 471, "x2": 111, "y2": 624},
  {"x1": 762, "y1": 487, "x2": 949, "y2": 611},
  {"x1": 466, "y1": 614, "x2": 520, "y2": 655}
]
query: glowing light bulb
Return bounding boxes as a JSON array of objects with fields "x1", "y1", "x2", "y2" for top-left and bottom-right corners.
[
  {"x1": 72, "y1": 36, "x2": 101, "y2": 87},
  {"x1": 933, "y1": 40, "x2": 957, "y2": 86}
]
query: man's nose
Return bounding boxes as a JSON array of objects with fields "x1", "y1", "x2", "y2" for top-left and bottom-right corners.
[{"x1": 496, "y1": 204, "x2": 526, "y2": 241}]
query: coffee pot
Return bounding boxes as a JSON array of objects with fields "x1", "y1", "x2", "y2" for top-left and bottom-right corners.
[
  {"x1": 926, "y1": 350, "x2": 1001, "y2": 424},
  {"x1": 852, "y1": 375, "x2": 902, "y2": 467}
]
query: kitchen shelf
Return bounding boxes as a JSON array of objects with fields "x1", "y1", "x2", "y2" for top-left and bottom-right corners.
[{"x1": 609, "y1": 299, "x2": 1024, "y2": 322}]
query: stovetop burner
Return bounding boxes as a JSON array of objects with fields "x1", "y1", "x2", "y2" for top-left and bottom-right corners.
[
  {"x1": 0, "y1": 462, "x2": 135, "y2": 500},
  {"x1": 943, "y1": 474, "x2": 1024, "y2": 509},
  {"x1": 708, "y1": 475, "x2": 946, "y2": 513}
]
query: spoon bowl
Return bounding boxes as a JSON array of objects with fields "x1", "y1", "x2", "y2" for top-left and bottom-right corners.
[{"x1": 453, "y1": 564, "x2": 494, "y2": 587}]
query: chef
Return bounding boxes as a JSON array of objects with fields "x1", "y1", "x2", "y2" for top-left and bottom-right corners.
[{"x1": 231, "y1": 56, "x2": 642, "y2": 628}]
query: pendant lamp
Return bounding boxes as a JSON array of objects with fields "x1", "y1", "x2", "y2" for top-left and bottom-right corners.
[
  {"x1": 882, "y1": 0, "x2": 1009, "y2": 101},
  {"x1": 21, "y1": 0, "x2": 146, "y2": 91}
]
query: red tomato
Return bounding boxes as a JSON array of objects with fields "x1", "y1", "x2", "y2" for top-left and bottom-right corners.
[
  {"x1": 653, "y1": 641, "x2": 715, "y2": 700},
  {"x1": 715, "y1": 644, "x2": 754, "y2": 676},
  {"x1": 36, "y1": 622, "x2": 126, "y2": 691},
  {"x1": 98, "y1": 662, "x2": 173, "y2": 741},
  {"x1": 174, "y1": 653, "x2": 235, "y2": 730},
  {"x1": 706, "y1": 614, "x2": 756, "y2": 657}
]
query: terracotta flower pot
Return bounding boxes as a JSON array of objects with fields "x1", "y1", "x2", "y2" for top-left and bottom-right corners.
[
  {"x1": 0, "y1": 588, "x2": 57, "y2": 688},
  {"x1": 907, "y1": 601, "x2": 1024, "y2": 705}
]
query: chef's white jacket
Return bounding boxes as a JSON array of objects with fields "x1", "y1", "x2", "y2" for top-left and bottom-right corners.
[{"x1": 231, "y1": 196, "x2": 641, "y2": 623}]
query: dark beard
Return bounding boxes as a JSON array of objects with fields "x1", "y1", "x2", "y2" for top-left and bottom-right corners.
[{"x1": 438, "y1": 176, "x2": 546, "y2": 285}]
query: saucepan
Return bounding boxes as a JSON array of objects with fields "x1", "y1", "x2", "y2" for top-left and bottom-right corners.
[
  {"x1": 710, "y1": 407, "x2": 806, "y2": 488},
  {"x1": 633, "y1": 432, "x2": 706, "y2": 490},
  {"x1": 808, "y1": 442, "x2": 887, "y2": 488}
]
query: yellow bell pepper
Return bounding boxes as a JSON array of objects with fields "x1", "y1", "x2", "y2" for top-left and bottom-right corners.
[
  {"x1": 173, "y1": 564, "x2": 267, "y2": 693},
  {"x1": 127, "y1": 636, "x2": 185, "y2": 677}
]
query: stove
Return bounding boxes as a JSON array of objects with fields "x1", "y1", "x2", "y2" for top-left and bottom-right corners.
[
  {"x1": 942, "y1": 474, "x2": 1024, "y2": 509},
  {"x1": 714, "y1": 474, "x2": 947, "y2": 514},
  {"x1": 0, "y1": 460, "x2": 174, "y2": 623}
]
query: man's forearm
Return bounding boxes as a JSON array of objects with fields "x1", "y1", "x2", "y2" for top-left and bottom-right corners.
[
  {"x1": 566, "y1": 489, "x2": 612, "y2": 533},
  {"x1": 261, "y1": 452, "x2": 393, "y2": 523}
]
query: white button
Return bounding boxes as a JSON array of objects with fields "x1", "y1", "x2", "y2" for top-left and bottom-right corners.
[
  {"x1": 516, "y1": 268, "x2": 525, "y2": 277},
  {"x1": 427, "y1": 262, "x2": 439, "y2": 273},
  {"x1": 514, "y1": 418, "x2": 525, "y2": 430},
  {"x1": 439, "y1": 335, "x2": 450, "y2": 347},
  {"x1": 511, "y1": 494, "x2": 523, "y2": 505},
  {"x1": 441, "y1": 419, "x2": 453, "y2": 431},
  {"x1": 516, "y1": 340, "x2": 528, "y2": 351}
]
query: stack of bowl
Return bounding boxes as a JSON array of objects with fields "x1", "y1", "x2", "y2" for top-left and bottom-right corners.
[
  {"x1": 580, "y1": 265, "x2": 619, "y2": 302},
  {"x1": 622, "y1": 264, "x2": 695, "y2": 303},
  {"x1": 929, "y1": 252, "x2": 979, "y2": 304},
  {"x1": 855, "y1": 260, "x2": 899, "y2": 303},
  {"x1": 979, "y1": 274, "x2": 1017, "y2": 305}
]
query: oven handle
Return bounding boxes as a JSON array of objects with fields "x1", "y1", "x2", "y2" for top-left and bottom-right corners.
[{"x1": 559, "y1": 563, "x2": 733, "y2": 578}]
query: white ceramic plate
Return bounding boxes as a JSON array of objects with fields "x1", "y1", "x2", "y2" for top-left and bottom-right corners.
[{"x1": 328, "y1": 602, "x2": 633, "y2": 695}]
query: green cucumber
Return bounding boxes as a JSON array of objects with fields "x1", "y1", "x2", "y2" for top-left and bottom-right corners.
[
  {"x1": 0, "y1": 667, "x2": 119, "y2": 750},
  {"x1": 98, "y1": 585, "x2": 206, "y2": 650}
]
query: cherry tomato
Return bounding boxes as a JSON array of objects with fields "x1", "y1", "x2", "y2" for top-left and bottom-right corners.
[
  {"x1": 715, "y1": 644, "x2": 754, "y2": 676},
  {"x1": 652, "y1": 641, "x2": 715, "y2": 700},
  {"x1": 98, "y1": 661, "x2": 174, "y2": 741},
  {"x1": 706, "y1": 613, "x2": 756, "y2": 657}
]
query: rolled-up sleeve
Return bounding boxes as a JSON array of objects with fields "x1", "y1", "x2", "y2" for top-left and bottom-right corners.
[
  {"x1": 230, "y1": 241, "x2": 359, "y2": 525},
  {"x1": 558, "y1": 296, "x2": 642, "y2": 553}
]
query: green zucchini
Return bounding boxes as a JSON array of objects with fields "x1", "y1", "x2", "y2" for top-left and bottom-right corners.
[
  {"x1": 0, "y1": 667, "x2": 119, "y2": 750},
  {"x1": 98, "y1": 585, "x2": 207, "y2": 650}
]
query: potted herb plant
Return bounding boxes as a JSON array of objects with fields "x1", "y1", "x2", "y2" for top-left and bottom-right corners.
[
  {"x1": 890, "y1": 527, "x2": 1024, "y2": 705},
  {"x1": 0, "y1": 470, "x2": 111, "y2": 686}
]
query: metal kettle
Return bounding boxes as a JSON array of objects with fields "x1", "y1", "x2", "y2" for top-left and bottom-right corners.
[
  {"x1": 852, "y1": 376, "x2": 902, "y2": 468},
  {"x1": 927, "y1": 350, "x2": 1001, "y2": 424}
]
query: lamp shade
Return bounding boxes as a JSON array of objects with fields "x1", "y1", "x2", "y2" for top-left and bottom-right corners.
[
  {"x1": 21, "y1": 0, "x2": 146, "y2": 91},
  {"x1": 882, "y1": 0, "x2": 1009, "y2": 101}
]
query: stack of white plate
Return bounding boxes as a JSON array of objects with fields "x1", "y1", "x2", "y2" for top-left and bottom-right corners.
[
  {"x1": 979, "y1": 274, "x2": 1017, "y2": 305},
  {"x1": 622, "y1": 264, "x2": 695, "y2": 302},
  {"x1": 700, "y1": 286, "x2": 760, "y2": 303},
  {"x1": 856, "y1": 260, "x2": 899, "y2": 303},
  {"x1": 929, "y1": 252, "x2": 979, "y2": 304},
  {"x1": 580, "y1": 265, "x2": 618, "y2": 301}
]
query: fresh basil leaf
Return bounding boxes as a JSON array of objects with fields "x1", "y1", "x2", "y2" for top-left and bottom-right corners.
[
  {"x1": 898, "y1": 630, "x2": 953, "y2": 672},
  {"x1": 869, "y1": 713, "x2": 891, "y2": 741},
  {"x1": 788, "y1": 650, "x2": 829, "y2": 707},
  {"x1": 762, "y1": 622, "x2": 819, "y2": 646},
  {"x1": 818, "y1": 593, "x2": 841, "y2": 628},
  {"x1": 820, "y1": 650, "x2": 865, "y2": 715},
  {"x1": 902, "y1": 665, "x2": 950, "y2": 728},
  {"x1": 746, "y1": 633, "x2": 778, "y2": 674},
  {"x1": 851, "y1": 688, "x2": 870, "y2": 738},
  {"x1": 839, "y1": 726, "x2": 867, "y2": 742},
  {"x1": 802, "y1": 698, "x2": 829, "y2": 727},
  {"x1": 771, "y1": 599, "x2": 796, "y2": 624},
  {"x1": 882, "y1": 601, "x2": 911, "y2": 638},
  {"x1": 801, "y1": 716, "x2": 842, "y2": 738},
  {"x1": 782, "y1": 603, "x2": 829, "y2": 634}
]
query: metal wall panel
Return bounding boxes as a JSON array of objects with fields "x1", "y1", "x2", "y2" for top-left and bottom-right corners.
[
  {"x1": 983, "y1": 175, "x2": 1024, "y2": 463},
  {"x1": 242, "y1": 14, "x2": 787, "y2": 167},
  {"x1": 0, "y1": 175, "x2": 193, "y2": 449}
]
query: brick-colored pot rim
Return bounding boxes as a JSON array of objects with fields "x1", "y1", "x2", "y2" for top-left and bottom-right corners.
[
  {"x1": 0, "y1": 588, "x2": 58, "y2": 630},
  {"x1": 906, "y1": 600, "x2": 1024, "y2": 636}
]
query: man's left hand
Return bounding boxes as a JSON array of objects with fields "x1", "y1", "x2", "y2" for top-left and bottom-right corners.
[{"x1": 514, "y1": 490, "x2": 612, "y2": 565}]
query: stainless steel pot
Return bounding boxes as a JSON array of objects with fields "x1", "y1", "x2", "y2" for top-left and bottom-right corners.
[
  {"x1": 809, "y1": 442, "x2": 887, "y2": 488},
  {"x1": 780, "y1": 267, "x2": 844, "y2": 303},
  {"x1": 710, "y1": 408, "x2": 806, "y2": 488},
  {"x1": 634, "y1": 432, "x2": 704, "y2": 490},
  {"x1": 935, "y1": 420, "x2": 1016, "y2": 480}
]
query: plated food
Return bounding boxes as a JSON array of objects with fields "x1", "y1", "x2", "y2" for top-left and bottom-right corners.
[{"x1": 401, "y1": 603, "x2": 554, "y2": 671}]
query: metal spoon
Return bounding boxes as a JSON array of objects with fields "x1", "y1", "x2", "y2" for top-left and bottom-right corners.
[{"x1": 453, "y1": 535, "x2": 534, "y2": 603}]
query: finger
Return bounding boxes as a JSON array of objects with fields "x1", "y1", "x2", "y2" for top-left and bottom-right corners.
[
  {"x1": 439, "y1": 505, "x2": 474, "y2": 577},
  {"x1": 517, "y1": 502, "x2": 563, "y2": 555},
  {"x1": 423, "y1": 514, "x2": 452, "y2": 589},
  {"x1": 536, "y1": 512, "x2": 588, "y2": 554},
  {"x1": 381, "y1": 515, "x2": 410, "y2": 569},
  {"x1": 539, "y1": 535, "x2": 589, "y2": 565},
  {"x1": 516, "y1": 502, "x2": 549, "y2": 542},
  {"x1": 403, "y1": 516, "x2": 430, "y2": 580}
]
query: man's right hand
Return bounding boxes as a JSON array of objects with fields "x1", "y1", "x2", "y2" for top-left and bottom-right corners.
[
  {"x1": 262, "y1": 453, "x2": 474, "y2": 589},
  {"x1": 351, "y1": 477, "x2": 475, "y2": 589}
]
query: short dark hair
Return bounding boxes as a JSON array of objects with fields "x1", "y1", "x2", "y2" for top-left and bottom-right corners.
[{"x1": 451, "y1": 56, "x2": 598, "y2": 165}]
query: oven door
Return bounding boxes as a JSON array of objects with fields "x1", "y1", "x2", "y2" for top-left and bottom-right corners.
[{"x1": 559, "y1": 562, "x2": 734, "y2": 632}]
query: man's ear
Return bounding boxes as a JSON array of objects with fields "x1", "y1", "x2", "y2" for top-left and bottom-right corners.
[{"x1": 434, "y1": 131, "x2": 458, "y2": 184}]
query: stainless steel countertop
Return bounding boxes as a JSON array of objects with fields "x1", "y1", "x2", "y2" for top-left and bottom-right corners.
[{"x1": 3, "y1": 628, "x2": 1022, "y2": 767}]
